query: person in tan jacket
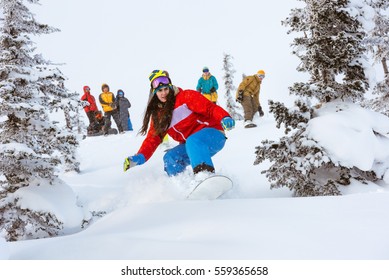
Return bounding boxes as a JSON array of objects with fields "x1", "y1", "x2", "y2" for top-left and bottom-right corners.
[
  {"x1": 236, "y1": 70, "x2": 265, "y2": 128},
  {"x1": 99, "y1": 83, "x2": 123, "y2": 135}
]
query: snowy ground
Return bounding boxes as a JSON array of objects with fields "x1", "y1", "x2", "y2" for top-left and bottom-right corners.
[{"x1": 2, "y1": 103, "x2": 389, "y2": 261}]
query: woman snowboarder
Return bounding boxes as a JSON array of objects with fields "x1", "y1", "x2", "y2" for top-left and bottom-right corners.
[{"x1": 123, "y1": 70, "x2": 235, "y2": 176}]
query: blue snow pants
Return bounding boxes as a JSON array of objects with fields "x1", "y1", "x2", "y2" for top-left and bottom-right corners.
[{"x1": 163, "y1": 128, "x2": 226, "y2": 176}]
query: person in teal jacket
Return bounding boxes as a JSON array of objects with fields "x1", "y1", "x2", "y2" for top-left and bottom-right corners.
[{"x1": 196, "y1": 66, "x2": 219, "y2": 103}]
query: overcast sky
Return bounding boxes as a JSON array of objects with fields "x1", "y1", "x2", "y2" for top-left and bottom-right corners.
[{"x1": 31, "y1": 0, "x2": 303, "y2": 112}]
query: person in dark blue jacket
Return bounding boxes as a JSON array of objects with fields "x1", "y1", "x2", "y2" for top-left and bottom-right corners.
[{"x1": 116, "y1": 89, "x2": 133, "y2": 131}]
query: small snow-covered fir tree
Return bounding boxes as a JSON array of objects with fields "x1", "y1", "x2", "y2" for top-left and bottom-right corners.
[
  {"x1": 222, "y1": 53, "x2": 243, "y2": 120},
  {"x1": 0, "y1": 0, "x2": 80, "y2": 240},
  {"x1": 255, "y1": 0, "x2": 372, "y2": 196},
  {"x1": 363, "y1": 0, "x2": 389, "y2": 115},
  {"x1": 35, "y1": 60, "x2": 81, "y2": 172}
]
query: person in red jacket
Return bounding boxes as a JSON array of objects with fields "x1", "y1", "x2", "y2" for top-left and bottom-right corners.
[
  {"x1": 81, "y1": 85, "x2": 99, "y2": 133},
  {"x1": 123, "y1": 70, "x2": 235, "y2": 176}
]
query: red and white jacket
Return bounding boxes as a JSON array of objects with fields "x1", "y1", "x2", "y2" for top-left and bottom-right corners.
[
  {"x1": 81, "y1": 86, "x2": 98, "y2": 113},
  {"x1": 137, "y1": 88, "x2": 230, "y2": 161}
]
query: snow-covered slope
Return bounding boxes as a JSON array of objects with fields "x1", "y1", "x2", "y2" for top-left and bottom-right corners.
[{"x1": 3, "y1": 104, "x2": 389, "y2": 260}]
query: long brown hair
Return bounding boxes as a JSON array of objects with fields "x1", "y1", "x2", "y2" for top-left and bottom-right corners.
[{"x1": 139, "y1": 87, "x2": 176, "y2": 137}]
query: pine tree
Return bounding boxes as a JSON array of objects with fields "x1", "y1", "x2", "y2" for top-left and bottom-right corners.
[
  {"x1": 35, "y1": 61, "x2": 81, "y2": 172},
  {"x1": 285, "y1": 0, "x2": 369, "y2": 103},
  {"x1": 222, "y1": 53, "x2": 243, "y2": 120},
  {"x1": 0, "y1": 0, "x2": 80, "y2": 240},
  {"x1": 254, "y1": 0, "x2": 372, "y2": 197},
  {"x1": 363, "y1": 0, "x2": 389, "y2": 115},
  {"x1": 365, "y1": 0, "x2": 389, "y2": 79}
]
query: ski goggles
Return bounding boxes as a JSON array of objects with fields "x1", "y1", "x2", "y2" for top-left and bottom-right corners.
[
  {"x1": 151, "y1": 76, "x2": 170, "y2": 89},
  {"x1": 258, "y1": 74, "x2": 265, "y2": 79}
]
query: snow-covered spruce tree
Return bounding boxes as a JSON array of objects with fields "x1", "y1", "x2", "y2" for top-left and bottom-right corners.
[
  {"x1": 35, "y1": 59, "x2": 81, "y2": 172},
  {"x1": 222, "y1": 53, "x2": 243, "y2": 120},
  {"x1": 0, "y1": 0, "x2": 79, "y2": 240},
  {"x1": 363, "y1": 0, "x2": 389, "y2": 115},
  {"x1": 286, "y1": 0, "x2": 369, "y2": 102},
  {"x1": 254, "y1": 0, "x2": 371, "y2": 197}
]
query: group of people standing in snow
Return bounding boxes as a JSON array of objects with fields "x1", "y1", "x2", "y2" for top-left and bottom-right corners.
[
  {"x1": 81, "y1": 84, "x2": 133, "y2": 136},
  {"x1": 81, "y1": 67, "x2": 265, "y2": 177}
]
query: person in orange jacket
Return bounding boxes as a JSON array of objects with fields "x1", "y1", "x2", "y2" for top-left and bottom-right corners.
[
  {"x1": 80, "y1": 85, "x2": 99, "y2": 133},
  {"x1": 236, "y1": 70, "x2": 265, "y2": 128}
]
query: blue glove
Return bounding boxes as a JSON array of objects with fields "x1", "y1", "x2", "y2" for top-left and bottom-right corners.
[
  {"x1": 221, "y1": 117, "x2": 235, "y2": 131},
  {"x1": 124, "y1": 154, "x2": 146, "y2": 171}
]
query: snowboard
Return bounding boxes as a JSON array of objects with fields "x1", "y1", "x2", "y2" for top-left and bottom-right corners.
[
  {"x1": 244, "y1": 123, "x2": 257, "y2": 128},
  {"x1": 87, "y1": 128, "x2": 118, "y2": 137},
  {"x1": 187, "y1": 175, "x2": 233, "y2": 200}
]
